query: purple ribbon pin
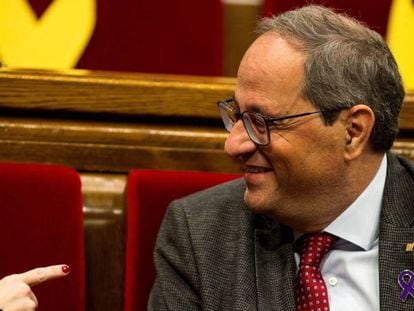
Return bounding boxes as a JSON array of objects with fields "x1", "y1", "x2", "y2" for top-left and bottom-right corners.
[{"x1": 398, "y1": 270, "x2": 414, "y2": 302}]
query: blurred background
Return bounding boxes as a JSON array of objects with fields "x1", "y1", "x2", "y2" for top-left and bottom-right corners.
[{"x1": 0, "y1": 0, "x2": 413, "y2": 88}]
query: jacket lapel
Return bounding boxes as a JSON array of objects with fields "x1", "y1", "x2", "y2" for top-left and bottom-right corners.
[
  {"x1": 379, "y1": 153, "x2": 414, "y2": 310},
  {"x1": 254, "y1": 216, "x2": 297, "y2": 311}
]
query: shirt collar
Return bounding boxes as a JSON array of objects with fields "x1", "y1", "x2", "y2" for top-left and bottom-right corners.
[{"x1": 324, "y1": 154, "x2": 387, "y2": 250}]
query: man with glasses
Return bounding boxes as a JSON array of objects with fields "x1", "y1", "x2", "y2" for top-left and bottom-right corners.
[{"x1": 149, "y1": 5, "x2": 412, "y2": 310}]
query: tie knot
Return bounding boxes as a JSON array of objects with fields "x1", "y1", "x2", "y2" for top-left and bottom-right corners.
[{"x1": 299, "y1": 233, "x2": 337, "y2": 267}]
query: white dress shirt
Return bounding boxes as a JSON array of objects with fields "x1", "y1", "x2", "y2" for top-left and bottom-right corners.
[{"x1": 294, "y1": 154, "x2": 387, "y2": 311}]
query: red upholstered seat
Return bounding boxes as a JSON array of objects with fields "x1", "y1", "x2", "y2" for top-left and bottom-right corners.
[
  {"x1": 262, "y1": 1, "x2": 392, "y2": 37},
  {"x1": 124, "y1": 169, "x2": 240, "y2": 311},
  {"x1": 77, "y1": 0, "x2": 223, "y2": 76},
  {"x1": 0, "y1": 162, "x2": 85, "y2": 311}
]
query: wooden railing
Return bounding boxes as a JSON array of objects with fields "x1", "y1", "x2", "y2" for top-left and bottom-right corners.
[{"x1": 1, "y1": 68, "x2": 413, "y2": 310}]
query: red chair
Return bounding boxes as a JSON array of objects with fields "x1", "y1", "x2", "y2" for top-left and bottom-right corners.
[
  {"x1": 77, "y1": 0, "x2": 223, "y2": 76},
  {"x1": 0, "y1": 162, "x2": 85, "y2": 311},
  {"x1": 262, "y1": 0, "x2": 392, "y2": 37},
  {"x1": 124, "y1": 169, "x2": 240, "y2": 311}
]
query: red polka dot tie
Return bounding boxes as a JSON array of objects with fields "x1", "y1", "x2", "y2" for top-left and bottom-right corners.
[{"x1": 294, "y1": 233, "x2": 337, "y2": 311}]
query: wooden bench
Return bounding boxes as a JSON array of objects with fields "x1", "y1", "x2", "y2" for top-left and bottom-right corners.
[{"x1": 0, "y1": 68, "x2": 413, "y2": 310}]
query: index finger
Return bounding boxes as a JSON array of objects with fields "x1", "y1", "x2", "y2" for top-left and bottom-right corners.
[{"x1": 18, "y1": 264, "x2": 70, "y2": 287}]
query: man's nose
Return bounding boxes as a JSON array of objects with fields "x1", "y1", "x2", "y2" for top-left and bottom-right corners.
[{"x1": 224, "y1": 120, "x2": 257, "y2": 157}]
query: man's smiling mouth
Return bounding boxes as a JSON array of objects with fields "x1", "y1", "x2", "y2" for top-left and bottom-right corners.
[{"x1": 244, "y1": 165, "x2": 273, "y2": 173}]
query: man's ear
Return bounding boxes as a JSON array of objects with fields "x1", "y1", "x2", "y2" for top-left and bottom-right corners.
[{"x1": 343, "y1": 104, "x2": 375, "y2": 161}]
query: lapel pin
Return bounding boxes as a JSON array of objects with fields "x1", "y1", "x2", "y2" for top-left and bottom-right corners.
[
  {"x1": 406, "y1": 243, "x2": 414, "y2": 252},
  {"x1": 398, "y1": 270, "x2": 414, "y2": 302}
]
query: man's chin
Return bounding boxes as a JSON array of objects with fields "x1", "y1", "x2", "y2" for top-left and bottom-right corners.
[{"x1": 244, "y1": 188, "x2": 268, "y2": 213}]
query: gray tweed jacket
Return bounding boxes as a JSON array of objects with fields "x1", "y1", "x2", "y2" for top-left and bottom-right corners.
[{"x1": 149, "y1": 152, "x2": 414, "y2": 310}]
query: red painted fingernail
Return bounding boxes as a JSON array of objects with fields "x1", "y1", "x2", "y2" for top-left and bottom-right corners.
[{"x1": 62, "y1": 265, "x2": 70, "y2": 274}]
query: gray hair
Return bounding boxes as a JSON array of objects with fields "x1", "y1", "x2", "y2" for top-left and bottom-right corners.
[{"x1": 257, "y1": 5, "x2": 405, "y2": 151}]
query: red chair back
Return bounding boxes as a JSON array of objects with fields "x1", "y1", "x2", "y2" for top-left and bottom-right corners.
[
  {"x1": 124, "y1": 169, "x2": 240, "y2": 311},
  {"x1": 0, "y1": 162, "x2": 85, "y2": 311},
  {"x1": 77, "y1": 0, "x2": 223, "y2": 76},
  {"x1": 262, "y1": 0, "x2": 392, "y2": 37}
]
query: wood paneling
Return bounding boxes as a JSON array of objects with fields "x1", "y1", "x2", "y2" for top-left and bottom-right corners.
[
  {"x1": 400, "y1": 92, "x2": 414, "y2": 131},
  {"x1": 0, "y1": 117, "x2": 240, "y2": 173},
  {"x1": 223, "y1": 3, "x2": 262, "y2": 76},
  {"x1": 0, "y1": 69, "x2": 235, "y2": 118}
]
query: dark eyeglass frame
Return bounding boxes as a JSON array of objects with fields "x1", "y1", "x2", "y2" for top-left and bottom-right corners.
[{"x1": 217, "y1": 97, "x2": 333, "y2": 146}]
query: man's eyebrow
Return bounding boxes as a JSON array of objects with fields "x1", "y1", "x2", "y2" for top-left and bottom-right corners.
[
  {"x1": 233, "y1": 96, "x2": 289, "y2": 118},
  {"x1": 236, "y1": 99, "x2": 279, "y2": 116},
  {"x1": 249, "y1": 105, "x2": 268, "y2": 114},
  {"x1": 233, "y1": 97, "x2": 264, "y2": 114}
]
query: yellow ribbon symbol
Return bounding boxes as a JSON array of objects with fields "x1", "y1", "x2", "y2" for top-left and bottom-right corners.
[
  {"x1": 387, "y1": 0, "x2": 414, "y2": 91},
  {"x1": 0, "y1": 0, "x2": 96, "y2": 69}
]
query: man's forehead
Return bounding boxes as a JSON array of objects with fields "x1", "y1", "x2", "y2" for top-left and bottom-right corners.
[
  {"x1": 234, "y1": 30, "x2": 312, "y2": 117},
  {"x1": 245, "y1": 32, "x2": 305, "y2": 62},
  {"x1": 238, "y1": 35, "x2": 305, "y2": 86}
]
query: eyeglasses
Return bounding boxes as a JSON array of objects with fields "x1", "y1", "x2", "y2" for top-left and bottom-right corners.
[{"x1": 217, "y1": 97, "x2": 330, "y2": 146}]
